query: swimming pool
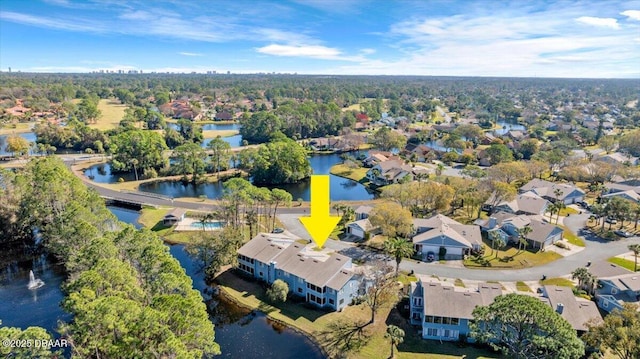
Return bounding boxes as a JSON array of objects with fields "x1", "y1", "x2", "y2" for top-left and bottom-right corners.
[{"x1": 190, "y1": 221, "x2": 224, "y2": 230}]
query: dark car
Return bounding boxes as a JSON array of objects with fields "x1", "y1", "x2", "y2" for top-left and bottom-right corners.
[
  {"x1": 272, "y1": 227, "x2": 285, "y2": 234},
  {"x1": 426, "y1": 252, "x2": 435, "y2": 261},
  {"x1": 614, "y1": 230, "x2": 634, "y2": 238}
]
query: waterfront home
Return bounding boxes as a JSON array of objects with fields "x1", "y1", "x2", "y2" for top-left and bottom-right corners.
[
  {"x1": 354, "y1": 205, "x2": 373, "y2": 220},
  {"x1": 409, "y1": 276, "x2": 502, "y2": 341},
  {"x1": 412, "y1": 214, "x2": 482, "y2": 260},
  {"x1": 519, "y1": 179, "x2": 585, "y2": 205},
  {"x1": 237, "y1": 233, "x2": 362, "y2": 311},
  {"x1": 163, "y1": 208, "x2": 187, "y2": 225},
  {"x1": 366, "y1": 159, "x2": 414, "y2": 185},
  {"x1": 345, "y1": 218, "x2": 379, "y2": 240}
]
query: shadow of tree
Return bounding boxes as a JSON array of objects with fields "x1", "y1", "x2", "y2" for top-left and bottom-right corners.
[{"x1": 318, "y1": 319, "x2": 371, "y2": 358}]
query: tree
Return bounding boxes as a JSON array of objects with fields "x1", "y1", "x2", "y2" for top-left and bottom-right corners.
[
  {"x1": 383, "y1": 237, "x2": 414, "y2": 276},
  {"x1": 369, "y1": 202, "x2": 413, "y2": 238},
  {"x1": 584, "y1": 303, "x2": 640, "y2": 359},
  {"x1": 248, "y1": 138, "x2": 312, "y2": 184},
  {"x1": 369, "y1": 127, "x2": 407, "y2": 151},
  {"x1": 629, "y1": 244, "x2": 640, "y2": 272},
  {"x1": 361, "y1": 261, "x2": 396, "y2": 324},
  {"x1": 483, "y1": 181, "x2": 516, "y2": 213},
  {"x1": 470, "y1": 293, "x2": 584, "y2": 359},
  {"x1": 571, "y1": 266, "x2": 596, "y2": 294},
  {"x1": 516, "y1": 224, "x2": 532, "y2": 251},
  {"x1": 385, "y1": 325, "x2": 405, "y2": 359},
  {"x1": 207, "y1": 136, "x2": 231, "y2": 178},
  {"x1": 5, "y1": 135, "x2": 30, "y2": 157},
  {"x1": 173, "y1": 142, "x2": 207, "y2": 183},
  {"x1": 454, "y1": 123, "x2": 484, "y2": 145},
  {"x1": 485, "y1": 143, "x2": 514, "y2": 165},
  {"x1": 109, "y1": 130, "x2": 168, "y2": 175},
  {"x1": 619, "y1": 130, "x2": 640, "y2": 157},
  {"x1": 266, "y1": 279, "x2": 289, "y2": 302},
  {"x1": 0, "y1": 323, "x2": 60, "y2": 358},
  {"x1": 598, "y1": 135, "x2": 617, "y2": 153},
  {"x1": 487, "y1": 162, "x2": 529, "y2": 184},
  {"x1": 271, "y1": 188, "x2": 292, "y2": 231}
]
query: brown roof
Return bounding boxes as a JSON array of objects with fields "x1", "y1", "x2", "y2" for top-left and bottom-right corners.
[{"x1": 543, "y1": 285, "x2": 602, "y2": 331}]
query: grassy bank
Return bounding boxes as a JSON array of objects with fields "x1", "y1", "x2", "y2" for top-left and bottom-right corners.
[
  {"x1": 329, "y1": 163, "x2": 369, "y2": 183},
  {"x1": 0, "y1": 122, "x2": 33, "y2": 135},
  {"x1": 202, "y1": 129, "x2": 239, "y2": 139},
  {"x1": 214, "y1": 269, "x2": 502, "y2": 359}
]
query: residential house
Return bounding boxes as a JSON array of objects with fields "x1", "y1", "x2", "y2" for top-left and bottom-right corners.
[
  {"x1": 412, "y1": 214, "x2": 483, "y2": 260},
  {"x1": 409, "y1": 276, "x2": 503, "y2": 341},
  {"x1": 354, "y1": 205, "x2": 373, "y2": 220},
  {"x1": 505, "y1": 130, "x2": 526, "y2": 142},
  {"x1": 519, "y1": 179, "x2": 585, "y2": 205},
  {"x1": 163, "y1": 208, "x2": 187, "y2": 225},
  {"x1": 595, "y1": 271, "x2": 640, "y2": 313},
  {"x1": 309, "y1": 137, "x2": 339, "y2": 151},
  {"x1": 237, "y1": 233, "x2": 362, "y2": 311},
  {"x1": 476, "y1": 212, "x2": 563, "y2": 251},
  {"x1": 597, "y1": 152, "x2": 639, "y2": 166},
  {"x1": 362, "y1": 150, "x2": 395, "y2": 167},
  {"x1": 539, "y1": 285, "x2": 602, "y2": 333},
  {"x1": 602, "y1": 179, "x2": 640, "y2": 203},
  {"x1": 214, "y1": 111, "x2": 233, "y2": 121},
  {"x1": 403, "y1": 143, "x2": 440, "y2": 163},
  {"x1": 345, "y1": 219, "x2": 379, "y2": 240},
  {"x1": 483, "y1": 192, "x2": 549, "y2": 216},
  {"x1": 366, "y1": 159, "x2": 414, "y2": 185}
]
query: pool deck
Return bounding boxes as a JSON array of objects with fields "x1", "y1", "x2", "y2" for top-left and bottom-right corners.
[{"x1": 175, "y1": 217, "x2": 222, "y2": 232}]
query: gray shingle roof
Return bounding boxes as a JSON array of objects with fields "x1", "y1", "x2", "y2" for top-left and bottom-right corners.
[
  {"x1": 422, "y1": 281, "x2": 502, "y2": 319},
  {"x1": 543, "y1": 285, "x2": 602, "y2": 331}
]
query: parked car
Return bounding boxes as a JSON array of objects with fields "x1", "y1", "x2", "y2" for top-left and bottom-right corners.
[
  {"x1": 578, "y1": 201, "x2": 589, "y2": 208},
  {"x1": 605, "y1": 217, "x2": 618, "y2": 224},
  {"x1": 426, "y1": 252, "x2": 435, "y2": 262},
  {"x1": 614, "y1": 230, "x2": 634, "y2": 238},
  {"x1": 272, "y1": 227, "x2": 285, "y2": 234}
]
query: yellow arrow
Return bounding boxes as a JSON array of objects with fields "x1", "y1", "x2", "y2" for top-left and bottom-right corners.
[{"x1": 299, "y1": 175, "x2": 341, "y2": 248}]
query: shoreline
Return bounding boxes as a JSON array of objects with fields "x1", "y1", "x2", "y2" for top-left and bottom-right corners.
[{"x1": 213, "y1": 273, "x2": 330, "y2": 359}]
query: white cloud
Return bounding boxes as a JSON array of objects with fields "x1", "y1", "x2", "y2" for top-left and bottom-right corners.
[
  {"x1": 621, "y1": 10, "x2": 640, "y2": 20},
  {"x1": 360, "y1": 48, "x2": 376, "y2": 55},
  {"x1": 179, "y1": 52, "x2": 204, "y2": 57},
  {"x1": 257, "y1": 44, "x2": 341, "y2": 58},
  {"x1": 575, "y1": 16, "x2": 620, "y2": 29},
  {"x1": 0, "y1": 11, "x2": 106, "y2": 32}
]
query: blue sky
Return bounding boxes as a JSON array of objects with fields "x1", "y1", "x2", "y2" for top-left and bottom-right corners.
[{"x1": 1, "y1": 0, "x2": 639, "y2": 78}]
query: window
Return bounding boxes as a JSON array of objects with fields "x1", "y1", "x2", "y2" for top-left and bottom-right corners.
[
  {"x1": 443, "y1": 317, "x2": 451, "y2": 325},
  {"x1": 444, "y1": 329, "x2": 450, "y2": 338},
  {"x1": 425, "y1": 316, "x2": 433, "y2": 323},
  {"x1": 434, "y1": 316, "x2": 442, "y2": 324},
  {"x1": 413, "y1": 297, "x2": 423, "y2": 306},
  {"x1": 297, "y1": 287, "x2": 302, "y2": 293},
  {"x1": 426, "y1": 328, "x2": 438, "y2": 337},
  {"x1": 329, "y1": 298, "x2": 334, "y2": 305},
  {"x1": 339, "y1": 299, "x2": 344, "y2": 305},
  {"x1": 603, "y1": 301, "x2": 608, "y2": 308},
  {"x1": 612, "y1": 288, "x2": 617, "y2": 294},
  {"x1": 259, "y1": 272, "x2": 263, "y2": 277},
  {"x1": 412, "y1": 312, "x2": 421, "y2": 320},
  {"x1": 451, "y1": 318, "x2": 459, "y2": 325}
]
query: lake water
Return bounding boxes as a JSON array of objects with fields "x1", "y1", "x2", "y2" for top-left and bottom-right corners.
[
  {"x1": 167, "y1": 123, "x2": 243, "y2": 148},
  {"x1": 0, "y1": 132, "x2": 37, "y2": 156},
  {"x1": 87, "y1": 152, "x2": 376, "y2": 201},
  {"x1": 137, "y1": 153, "x2": 376, "y2": 201},
  {"x1": 494, "y1": 121, "x2": 526, "y2": 135},
  {"x1": 0, "y1": 206, "x2": 325, "y2": 358}
]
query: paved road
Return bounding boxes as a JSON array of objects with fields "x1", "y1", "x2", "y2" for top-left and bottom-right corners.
[{"x1": 398, "y1": 214, "x2": 640, "y2": 281}]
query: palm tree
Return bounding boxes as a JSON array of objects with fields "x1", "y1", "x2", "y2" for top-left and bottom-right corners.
[
  {"x1": 629, "y1": 244, "x2": 640, "y2": 272},
  {"x1": 488, "y1": 231, "x2": 506, "y2": 259},
  {"x1": 546, "y1": 203, "x2": 559, "y2": 223},
  {"x1": 385, "y1": 325, "x2": 405, "y2": 359},
  {"x1": 553, "y1": 189, "x2": 564, "y2": 224},
  {"x1": 572, "y1": 267, "x2": 590, "y2": 290},
  {"x1": 384, "y1": 237, "x2": 415, "y2": 276},
  {"x1": 516, "y1": 225, "x2": 532, "y2": 251},
  {"x1": 435, "y1": 163, "x2": 444, "y2": 176},
  {"x1": 130, "y1": 158, "x2": 139, "y2": 181}
]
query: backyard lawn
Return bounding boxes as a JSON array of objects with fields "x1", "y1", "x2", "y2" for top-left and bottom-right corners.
[
  {"x1": 608, "y1": 256, "x2": 637, "y2": 272},
  {"x1": 540, "y1": 277, "x2": 575, "y2": 288},
  {"x1": 330, "y1": 163, "x2": 369, "y2": 183}
]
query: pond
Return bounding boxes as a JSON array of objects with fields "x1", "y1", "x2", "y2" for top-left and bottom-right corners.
[
  {"x1": 86, "y1": 153, "x2": 376, "y2": 201},
  {"x1": 137, "y1": 152, "x2": 376, "y2": 201},
  {"x1": 494, "y1": 121, "x2": 526, "y2": 135},
  {"x1": 0, "y1": 132, "x2": 37, "y2": 156},
  {"x1": 167, "y1": 123, "x2": 243, "y2": 148},
  {"x1": 0, "y1": 206, "x2": 325, "y2": 358}
]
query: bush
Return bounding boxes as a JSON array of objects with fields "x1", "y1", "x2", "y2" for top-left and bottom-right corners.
[
  {"x1": 554, "y1": 241, "x2": 568, "y2": 249},
  {"x1": 439, "y1": 246, "x2": 447, "y2": 260},
  {"x1": 266, "y1": 279, "x2": 288, "y2": 303}
]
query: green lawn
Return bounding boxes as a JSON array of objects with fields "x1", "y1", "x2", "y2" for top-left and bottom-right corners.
[
  {"x1": 138, "y1": 207, "x2": 204, "y2": 244},
  {"x1": 516, "y1": 281, "x2": 533, "y2": 292},
  {"x1": 540, "y1": 277, "x2": 574, "y2": 288},
  {"x1": 90, "y1": 99, "x2": 127, "y2": 130},
  {"x1": 330, "y1": 163, "x2": 369, "y2": 183},
  {"x1": 558, "y1": 206, "x2": 579, "y2": 216},
  {"x1": 608, "y1": 257, "x2": 637, "y2": 272},
  {"x1": 202, "y1": 129, "x2": 239, "y2": 139},
  {"x1": 464, "y1": 243, "x2": 562, "y2": 269},
  {"x1": 561, "y1": 226, "x2": 585, "y2": 247},
  {"x1": 0, "y1": 122, "x2": 33, "y2": 135}
]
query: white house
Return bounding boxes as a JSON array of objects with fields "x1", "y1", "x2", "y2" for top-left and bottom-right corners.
[{"x1": 519, "y1": 179, "x2": 585, "y2": 205}]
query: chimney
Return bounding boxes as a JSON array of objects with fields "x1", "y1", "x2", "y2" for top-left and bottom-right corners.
[{"x1": 556, "y1": 303, "x2": 564, "y2": 314}]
